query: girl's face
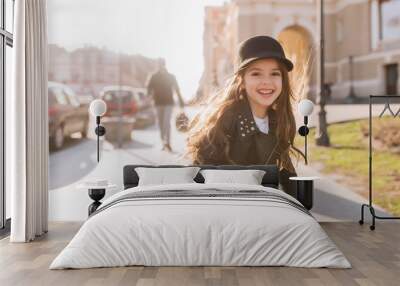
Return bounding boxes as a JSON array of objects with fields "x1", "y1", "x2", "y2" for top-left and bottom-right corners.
[{"x1": 242, "y1": 58, "x2": 283, "y2": 117}]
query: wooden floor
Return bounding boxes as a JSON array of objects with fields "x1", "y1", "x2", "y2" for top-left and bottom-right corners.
[{"x1": 0, "y1": 222, "x2": 399, "y2": 286}]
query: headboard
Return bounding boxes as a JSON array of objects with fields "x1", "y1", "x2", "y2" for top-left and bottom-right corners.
[{"x1": 123, "y1": 164, "x2": 279, "y2": 189}]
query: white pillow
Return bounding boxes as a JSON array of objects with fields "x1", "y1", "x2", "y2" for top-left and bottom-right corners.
[
  {"x1": 135, "y1": 167, "x2": 200, "y2": 186},
  {"x1": 200, "y1": 169, "x2": 266, "y2": 185}
]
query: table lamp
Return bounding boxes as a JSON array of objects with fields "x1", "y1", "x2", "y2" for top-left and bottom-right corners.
[
  {"x1": 89, "y1": 99, "x2": 107, "y2": 162},
  {"x1": 297, "y1": 99, "x2": 314, "y2": 165}
]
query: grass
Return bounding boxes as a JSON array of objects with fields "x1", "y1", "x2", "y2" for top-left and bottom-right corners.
[{"x1": 294, "y1": 116, "x2": 400, "y2": 215}]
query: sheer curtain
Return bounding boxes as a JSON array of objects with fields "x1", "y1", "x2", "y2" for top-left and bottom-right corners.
[{"x1": 8, "y1": 0, "x2": 48, "y2": 242}]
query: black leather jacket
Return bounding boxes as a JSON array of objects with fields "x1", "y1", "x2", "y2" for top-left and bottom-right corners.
[{"x1": 194, "y1": 99, "x2": 298, "y2": 196}]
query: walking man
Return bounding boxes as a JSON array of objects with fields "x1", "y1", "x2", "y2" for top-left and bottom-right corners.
[{"x1": 147, "y1": 59, "x2": 185, "y2": 152}]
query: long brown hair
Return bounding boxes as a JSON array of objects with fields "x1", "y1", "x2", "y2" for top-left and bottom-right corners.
[{"x1": 186, "y1": 60, "x2": 304, "y2": 172}]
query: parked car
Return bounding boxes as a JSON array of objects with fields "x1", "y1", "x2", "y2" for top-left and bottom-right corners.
[
  {"x1": 99, "y1": 86, "x2": 155, "y2": 128},
  {"x1": 100, "y1": 86, "x2": 139, "y2": 117},
  {"x1": 129, "y1": 87, "x2": 156, "y2": 128},
  {"x1": 130, "y1": 87, "x2": 152, "y2": 111},
  {"x1": 48, "y1": 82, "x2": 89, "y2": 150}
]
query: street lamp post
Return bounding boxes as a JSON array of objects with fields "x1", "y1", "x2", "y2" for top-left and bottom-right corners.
[
  {"x1": 346, "y1": 55, "x2": 357, "y2": 103},
  {"x1": 316, "y1": 0, "x2": 330, "y2": 146}
]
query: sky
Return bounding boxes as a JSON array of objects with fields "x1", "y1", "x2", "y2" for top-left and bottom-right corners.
[{"x1": 47, "y1": 0, "x2": 227, "y2": 100}]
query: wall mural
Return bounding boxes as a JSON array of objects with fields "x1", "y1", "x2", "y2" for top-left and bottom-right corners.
[{"x1": 47, "y1": 0, "x2": 400, "y2": 222}]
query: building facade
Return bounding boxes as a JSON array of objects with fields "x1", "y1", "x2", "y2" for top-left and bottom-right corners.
[
  {"x1": 48, "y1": 44, "x2": 157, "y2": 97},
  {"x1": 202, "y1": 0, "x2": 400, "y2": 102}
]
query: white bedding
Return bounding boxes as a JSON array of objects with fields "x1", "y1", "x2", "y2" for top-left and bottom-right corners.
[{"x1": 50, "y1": 183, "x2": 351, "y2": 269}]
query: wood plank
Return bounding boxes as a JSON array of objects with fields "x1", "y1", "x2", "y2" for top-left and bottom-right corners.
[{"x1": 0, "y1": 222, "x2": 399, "y2": 286}]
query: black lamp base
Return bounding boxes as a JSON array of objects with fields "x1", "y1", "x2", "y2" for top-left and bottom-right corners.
[
  {"x1": 296, "y1": 181, "x2": 313, "y2": 210},
  {"x1": 298, "y1": 125, "x2": 309, "y2": 136},
  {"x1": 95, "y1": 125, "x2": 106, "y2": 136},
  {"x1": 88, "y1": 188, "x2": 105, "y2": 216}
]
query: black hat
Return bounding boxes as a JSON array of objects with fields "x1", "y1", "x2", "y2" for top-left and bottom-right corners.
[{"x1": 237, "y1": 35, "x2": 293, "y2": 72}]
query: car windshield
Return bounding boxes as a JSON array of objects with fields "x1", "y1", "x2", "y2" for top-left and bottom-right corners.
[
  {"x1": 63, "y1": 86, "x2": 80, "y2": 107},
  {"x1": 49, "y1": 87, "x2": 68, "y2": 105},
  {"x1": 103, "y1": 90, "x2": 133, "y2": 104}
]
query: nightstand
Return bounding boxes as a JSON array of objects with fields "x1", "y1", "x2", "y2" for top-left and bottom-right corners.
[
  {"x1": 77, "y1": 182, "x2": 117, "y2": 216},
  {"x1": 289, "y1": 177, "x2": 319, "y2": 210}
]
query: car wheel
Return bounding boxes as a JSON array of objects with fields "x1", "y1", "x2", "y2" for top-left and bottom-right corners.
[{"x1": 53, "y1": 126, "x2": 64, "y2": 150}]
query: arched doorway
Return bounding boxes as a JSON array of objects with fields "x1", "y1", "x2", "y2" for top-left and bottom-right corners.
[{"x1": 277, "y1": 25, "x2": 315, "y2": 101}]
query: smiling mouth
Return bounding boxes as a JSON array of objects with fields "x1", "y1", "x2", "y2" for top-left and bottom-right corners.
[{"x1": 257, "y1": 89, "x2": 275, "y2": 97}]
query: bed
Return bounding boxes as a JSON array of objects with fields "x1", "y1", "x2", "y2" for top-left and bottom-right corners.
[{"x1": 50, "y1": 165, "x2": 351, "y2": 269}]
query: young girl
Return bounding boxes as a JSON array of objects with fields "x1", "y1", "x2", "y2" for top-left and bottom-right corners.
[{"x1": 186, "y1": 35, "x2": 304, "y2": 196}]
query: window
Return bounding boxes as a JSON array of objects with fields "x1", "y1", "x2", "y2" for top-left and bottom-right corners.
[
  {"x1": 5, "y1": 0, "x2": 13, "y2": 33},
  {"x1": 1, "y1": 0, "x2": 14, "y2": 234},
  {"x1": 379, "y1": 0, "x2": 400, "y2": 41},
  {"x1": 385, "y1": 63, "x2": 398, "y2": 95}
]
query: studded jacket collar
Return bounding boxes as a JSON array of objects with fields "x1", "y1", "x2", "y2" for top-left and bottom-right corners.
[{"x1": 232, "y1": 98, "x2": 278, "y2": 139}]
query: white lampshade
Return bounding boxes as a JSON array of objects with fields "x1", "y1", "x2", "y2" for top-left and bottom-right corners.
[
  {"x1": 89, "y1": 99, "x2": 107, "y2": 117},
  {"x1": 298, "y1": 99, "x2": 314, "y2": 116}
]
